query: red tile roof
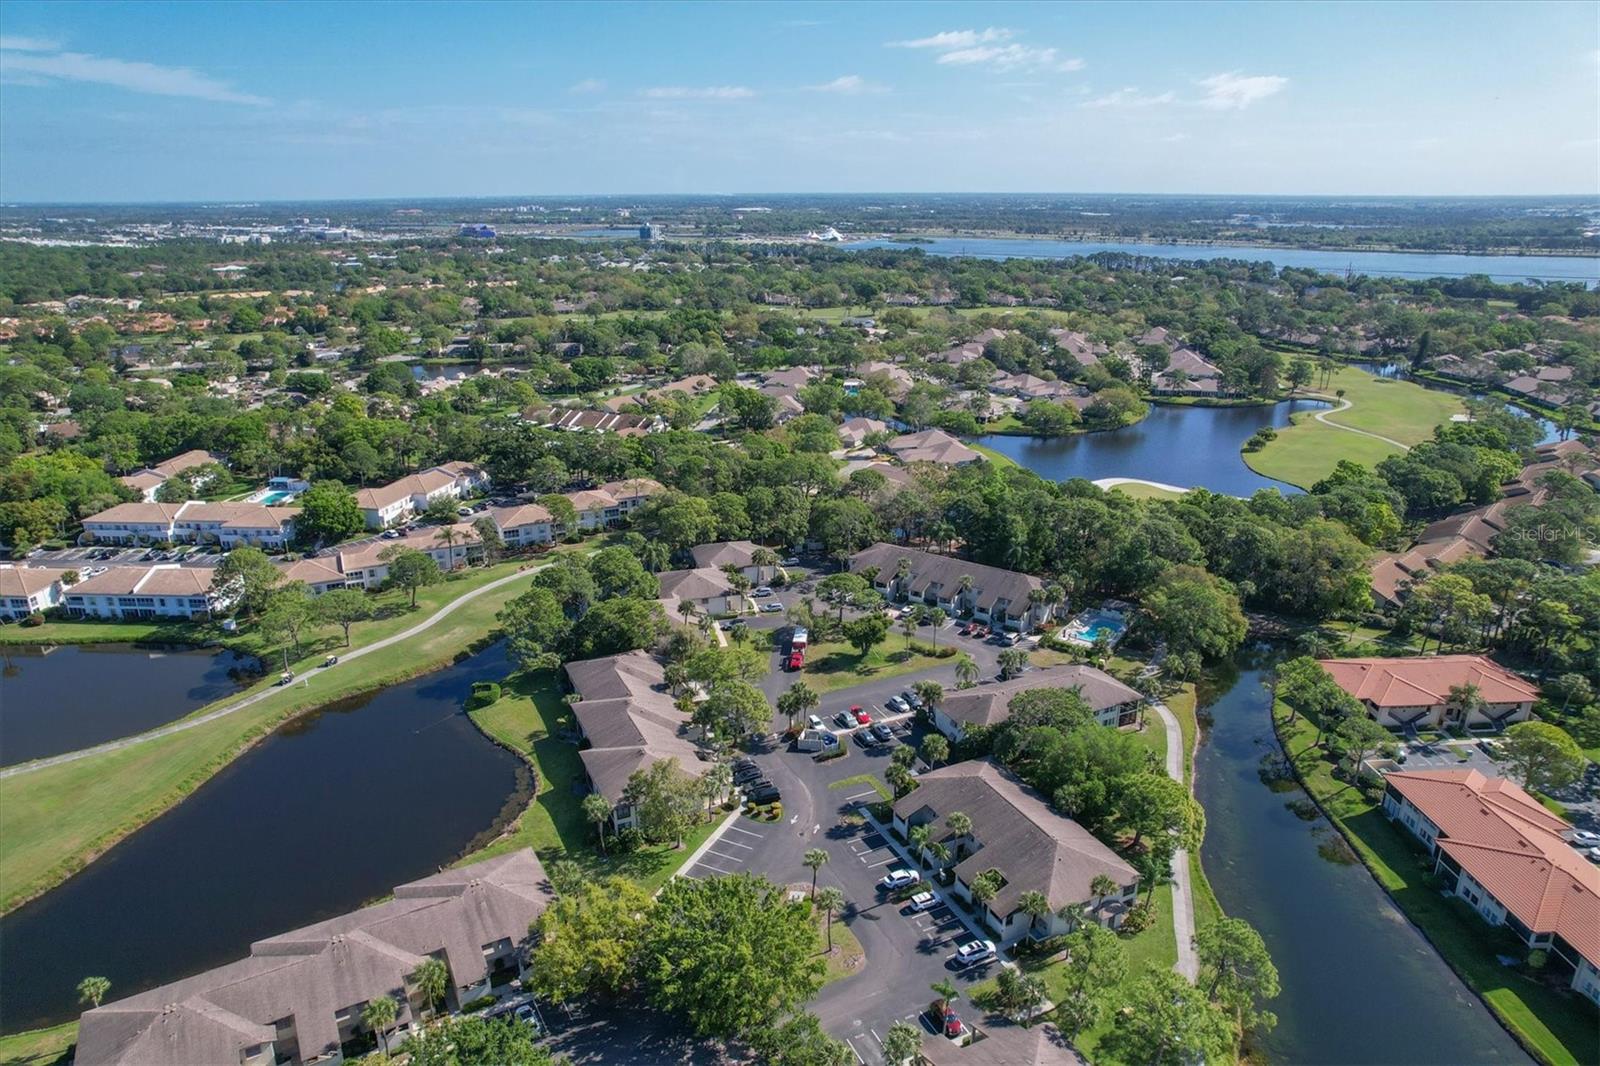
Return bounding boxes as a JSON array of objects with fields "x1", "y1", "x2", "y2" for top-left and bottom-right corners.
[
  {"x1": 1386, "y1": 769, "x2": 1598, "y2": 964},
  {"x1": 1319, "y1": 656, "x2": 1537, "y2": 708}
]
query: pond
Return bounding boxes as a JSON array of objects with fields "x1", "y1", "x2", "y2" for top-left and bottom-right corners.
[
  {"x1": 0, "y1": 643, "x2": 258, "y2": 767},
  {"x1": 0, "y1": 642, "x2": 525, "y2": 1033},
  {"x1": 847, "y1": 236, "x2": 1600, "y2": 286},
  {"x1": 975, "y1": 399, "x2": 1326, "y2": 496},
  {"x1": 1193, "y1": 650, "x2": 1530, "y2": 1064}
]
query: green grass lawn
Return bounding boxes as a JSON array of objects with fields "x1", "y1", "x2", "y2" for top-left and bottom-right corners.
[
  {"x1": 800, "y1": 640, "x2": 951, "y2": 694},
  {"x1": 826, "y1": 773, "x2": 891, "y2": 800},
  {"x1": 820, "y1": 913, "x2": 866, "y2": 985},
  {"x1": 1104, "y1": 482, "x2": 1187, "y2": 502},
  {"x1": 0, "y1": 1022, "x2": 75, "y2": 1066},
  {"x1": 0, "y1": 561, "x2": 548, "y2": 915},
  {"x1": 460, "y1": 670, "x2": 719, "y2": 895},
  {"x1": 1276, "y1": 704, "x2": 1598, "y2": 1066},
  {"x1": 1244, "y1": 367, "x2": 1464, "y2": 488}
]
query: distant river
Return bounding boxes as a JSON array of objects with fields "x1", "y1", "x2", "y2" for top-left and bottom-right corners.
[{"x1": 847, "y1": 236, "x2": 1600, "y2": 286}]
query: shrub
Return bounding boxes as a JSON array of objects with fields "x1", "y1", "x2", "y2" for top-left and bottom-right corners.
[
  {"x1": 616, "y1": 826, "x2": 645, "y2": 853},
  {"x1": 1527, "y1": 949, "x2": 1548, "y2": 970},
  {"x1": 20, "y1": 612, "x2": 44, "y2": 628},
  {"x1": 460, "y1": 994, "x2": 496, "y2": 1013},
  {"x1": 466, "y1": 681, "x2": 501, "y2": 710},
  {"x1": 1120, "y1": 900, "x2": 1155, "y2": 934},
  {"x1": 909, "y1": 641, "x2": 956, "y2": 659},
  {"x1": 815, "y1": 744, "x2": 849, "y2": 763}
]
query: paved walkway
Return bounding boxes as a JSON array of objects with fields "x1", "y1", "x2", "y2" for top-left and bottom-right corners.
[
  {"x1": 1150, "y1": 697, "x2": 1200, "y2": 982},
  {"x1": 0, "y1": 564, "x2": 544, "y2": 780},
  {"x1": 1305, "y1": 394, "x2": 1410, "y2": 450},
  {"x1": 1090, "y1": 477, "x2": 1191, "y2": 494}
]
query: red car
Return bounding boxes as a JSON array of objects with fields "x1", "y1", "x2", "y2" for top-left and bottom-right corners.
[
  {"x1": 786, "y1": 651, "x2": 804, "y2": 671},
  {"x1": 942, "y1": 1010, "x2": 963, "y2": 1039},
  {"x1": 852, "y1": 705, "x2": 872, "y2": 725}
]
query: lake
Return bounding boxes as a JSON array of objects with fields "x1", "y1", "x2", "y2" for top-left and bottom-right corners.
[
  {"x1": 1194, "y1": 651, "x2": 1529, "y2": 1064},
  {"x1": 848, "y1": 236, "x2": 1600, "y2": 286},
  {"x1": 0, "y1": 643, "x2": 257, "y2": 767},
  {"x1": 975, "y1": 400, "x2": 1325, "y2": 496},
  {"x1": 0, "y1": 642, "x2": 524, "y2": 1033}
]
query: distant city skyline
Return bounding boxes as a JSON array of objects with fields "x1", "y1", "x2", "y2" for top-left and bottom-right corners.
[{"x1": 1, "y1": 0, "x2": 1596, "y2": 202}]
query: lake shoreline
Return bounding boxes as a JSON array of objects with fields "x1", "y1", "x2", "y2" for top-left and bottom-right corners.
[{"x1": 862, "y1": 228, "x2": 1600, "y2": 259}]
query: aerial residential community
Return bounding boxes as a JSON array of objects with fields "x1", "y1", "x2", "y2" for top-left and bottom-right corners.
[{"x1": 1, "y1": 4, "x2": 1599, "y2": 1066}]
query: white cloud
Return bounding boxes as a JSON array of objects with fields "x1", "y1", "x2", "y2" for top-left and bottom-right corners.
[
  {"x1": 937, "y1": 44, "x2": 1081, "y2": 72},
  {"x1": 0, "y1": 35, "x2": 60, "y2": 52},
  {"x1": 808, "y1": 74, "x2": 887, "y2": 95},
  {"x1": 641, "y1": 85, "x2": 755, "y2": 100},
  {"x1": 567, "y1": 78, "x2": 606, "y2": 94},
  {"x1": 1196, "y1": 71, "x2": 1287, "y2": 110},
  {"x1": 0, "y1": 41, "x2": 269, "y2": 104},
  {"x1": 891, "y1": 28, "x2": 1011, "y2": 50},
  {"x1": 1082, "y1": 87, "x2": 1177, "y2": 109}
]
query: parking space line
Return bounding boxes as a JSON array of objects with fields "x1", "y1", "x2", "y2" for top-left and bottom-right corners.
[
  {"x1": 843, "y1": 790, "x2": 879, "y2": 802},
  {"x1": 716, "y1": 838, "x2": 754, "y2": 851},
  {"x1": 691, "y1": 859, "x2": 738, "y2": 875},
  {"x1": 725, "y1": 826, "x2": 763, "y2": 840},
  {"x1": 865, "y1": 856, "x2": 898, "y2": 868},
  {"x1": 704, "y1": 848, "x2": 746, "y2": 863}
]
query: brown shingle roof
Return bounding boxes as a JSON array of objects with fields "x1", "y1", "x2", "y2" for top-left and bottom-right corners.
[{"x1": 939, "y1": 665, "x2": 1141, "y2": 730}]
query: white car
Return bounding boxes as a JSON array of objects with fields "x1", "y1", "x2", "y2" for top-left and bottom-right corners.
[
  {"x1": 782, "y1": 557, "x2": 800, "y2": 566},
  {"x1": 753, "y1": 586, "x2": 774, "y2": 597},
  {"x1": 1571, "y1": 829, "x2": 1600, "y2": 848},
  {"x1": 808, "y1": 714, "x2": 825, "y2": 730},
  {"x1": 907, "y1": 891, "x2": 938, "y2": 912},
  {"x1": 761, "y1": 602, "x2": 784, "y2": 613},
  {"x1": 512, "y1": 1003, "x2": 542, "y2": 1035},
  {"x1": 954, "y1": 939, "x2": 996, "y2": 968},
  {"x1": 879, "y1": 868, "x2": 921, "y2": 891}
]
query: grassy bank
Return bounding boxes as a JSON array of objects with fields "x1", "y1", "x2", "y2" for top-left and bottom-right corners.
[
  {"x1": 0, "y1": 1023, "x2": 75, "y2": 1066},
  {"x1": 1273, "y1": 703, "x2": 1597, "y2": 1066},
  {"x1": 461, "y1": 669, "x2": 718, "y2": 895},
  {"x1": 0, "y1": 618, "x2": 222, "y2": 647},
  {"x1": 1104, "y1": 481, "x2": 1187, "y2": 502},
  {"x1": 1243, "y1": 367, "x2": 1463, "y2": 488},
  {"x1": 968, "y1": 441, "x2": 1020, "y2": 468},
  {"x1": 0, "y1": 561, "x2": 546, "y2": 915}
]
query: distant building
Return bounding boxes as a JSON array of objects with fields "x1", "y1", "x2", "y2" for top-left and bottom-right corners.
[
  {"x1": 458, "y1": 223, "x2": 496, "y2": 239},
  {"x1": 639, "y1": 222, "x2": 663, "y2": 241}
]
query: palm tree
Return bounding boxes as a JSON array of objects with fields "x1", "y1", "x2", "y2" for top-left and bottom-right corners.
[
  {"x1": 908, "y1": 823, "x2": 931, "y2": 864},
  {"x1": 803, "y1": 847, "x2": 830, "y2": 899},
  {"x1": 411, "y1": 957, "x2": 450, "y2": 1019},
  {"x1": 894, "y1": 556, "x2": 913, "y2": 597},
  {"x1": 954, "y1": 653, "x2": 979, "y2": 689},
  {"x1": 639, "y1": 539, "x2": 672, "y2": 573},
  {"x1": 77, "y1": 976, "x2": 111, "y2": 1009},
  {"x1": 1018, "y1": 889, "x2": 1052, "y2": 936},
  {"x1": 925, "y1": 840, "x2": 951, "y2": 869},
  {"x1": 582, "y1": 792, "x2": 613, "y2": 855},
  {"x1": 946, "y1": 811, "x2": 972, "y2": 861},
  {"x1": 678, "y1": 599, "x2": 699, "y2": 629},
  {"x1": 930, "y1": 977, "x2": 960, "y2": 1015},
  {"x1": 913, "y1": 680, "x2": 944, "y2": 718},
  {"x1": 958, "y1": 573, "x2": 975, "y2": 613},
  {"x1": 816, "y1": 886, "x2": 846, "y2": 952},
  {"x1": 1090, "y1": 873, "x2": 1118, "y2": 904},
  {"x1": 970, "y1": 872, "x2": 1000, "y2": 915},
  {"x1": 433, "y1": 526, "x2": 459, "y2": 568},
  {"x1": 882, "y1": 1020, "x2": 922, "y2": 1066},
  {"x1": 925, "y1": 607, "x2": 947, "y2": 647},
  {"x1": 362, "y1": 994, "x2": 397, "y2": 1054},
  {"x1": 663, "y1": 662, "x2": 690, "y2": 696}
]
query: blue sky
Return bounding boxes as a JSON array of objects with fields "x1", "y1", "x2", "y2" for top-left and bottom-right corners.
[{"x1": 1, "y1": 1, "x2": 1595, "y2": 202}]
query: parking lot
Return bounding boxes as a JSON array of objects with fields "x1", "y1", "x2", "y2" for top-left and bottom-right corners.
[
  {"x1": 680, "y1": 821, "x2": 775, "y2": 881},
  {"x1": 20, "y1": 543, "x2": 227, "y2": 569}
]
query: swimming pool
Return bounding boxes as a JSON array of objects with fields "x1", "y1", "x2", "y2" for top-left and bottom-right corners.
[
  {"x1": 1060, "y1": 609, "x2": 1129, "y2": 648},
  {"x1": 249, "y1": 490, "x2": 296, "y2": 505}
]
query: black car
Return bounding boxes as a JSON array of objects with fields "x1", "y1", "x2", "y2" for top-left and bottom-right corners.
[
  {"x1": 746, "y1": 784, "x2": 781, "y2": 804},
  {"x1": 733, "y1": 765, "x2": 764, "y2": 781},
  {"x1": 871, "y1": 723, "x2": 895, "y2": 744}
]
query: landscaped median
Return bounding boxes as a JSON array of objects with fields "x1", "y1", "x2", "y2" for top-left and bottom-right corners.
[
  {"x1": 1272, "y1": 701, "x2": 1597, "y2": 1066},
  {"x1": 0, "y1": 559, "x2": 556, "y2": 916}
]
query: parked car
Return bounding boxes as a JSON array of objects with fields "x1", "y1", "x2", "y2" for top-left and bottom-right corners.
[
  {"x1": 753, "y1": 586, "x2": 773, "y2": 597},
  {"x1": 886, "y1": 696, "x2": 909, "y2": 715},
  {"x1": 852, "y1": 706, "x2": 872, "y2": 725},
  {"x1": 1586, "y1": 847, "x2": 1600, "y2": 865},
  {"x1": 1572, "y1": 830, "x2": 1600, "y2": 848},
  {"x1": 786, "y1": 651, "x2": 805, "y2": 671},
  {"x1": 907, "y1": 891, "x2": 938, "y2": 912},
  {"x1": 382, "y1": 529, "x2": 402, "y2": 539},
  {"x1": 761, "y1": 602, "x2": 784, "y2": 613},
  {"x1": 808, "y1": 714, "x2": 825, "y2": 731},
  {"x1": 512, "y1": 1003, "x2": 542, "y2": 1035},
  {"x1": 879, "y1": 868, "x2": 920, "y2": 891},
  {"x1": 954, "y1": 939, "x2": 996, "y2": 968},
  {"x1": 941, "y1": 1010, "x2": 964, "y2": 1039},
  {"x1": 901, "y1": 690, "x2": 924, "y2": 711},
  {"x1": 747, "y1": 784, "x2": 781, "y2": 804},
  {"x1": 790, "y1": 626, "x2": 809, "y2": 648},
  {"x1": 871, "y1": 722, "x2": 894, "y2": 744},
  {"x1": 782, "y1": 557, "x2": 800, "y2": 566},
  {"x1": 834, "y1": 710, "x2": 855, "y2": 729}
]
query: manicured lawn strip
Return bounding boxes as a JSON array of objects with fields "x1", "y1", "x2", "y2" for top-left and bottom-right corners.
[
  {"x1": 826, "y1": 773, "x2": 892, "y2": 801},
  {"x1": 0, "y1": 1022, "x2": 75, "y2": 1066},
  {"x1": 966, "y1": 442, "x2": 1020, "y2": 469},
  {"x1": 1244, "y1": 367, "x2": 1464, "y2": 488},
  {"x1": 0, "y1": 619, "x2": 218, "y2": 646},
  {"x1": 459, "y1": 670, "x2": 720, "y2": 896},
  {"x1": 0, "y1": 563, "x2": 546, "y2": 914},
  {"x1": 1105, "y1": 482, "x2": 1186, "y2": 502},
  {"x1": 821, "y1": 915, "x2": 865, "y2": 984},
  {"x1": 799, "y1": 640, "x2": 951, "y2": 695},
  {"x1": 1274, "y1": 703, "x2": 1596, "y2": 1066}
]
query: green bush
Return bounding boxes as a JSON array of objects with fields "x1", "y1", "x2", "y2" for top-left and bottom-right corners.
[
  {"x1": 909, "y1": 641, "x2": 956, "y2": 659},
  {"x1": 466, "y1": 681, "x2": 502, "y2": 710},
  {"x1": 460, "y1": 994, "x2": 497, "y2": 1013}
]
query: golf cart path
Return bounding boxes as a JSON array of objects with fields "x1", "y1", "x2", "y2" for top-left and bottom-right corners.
[
  {"x1": 0, "y1": 565, "x2": 542, "y2": 780},
  {"x1": 1305, "y1": 394, "x2": 1410, "y2": 450},
  {"x1": 1151, "y1": 697, "x2": 1200, "y2": 981}
]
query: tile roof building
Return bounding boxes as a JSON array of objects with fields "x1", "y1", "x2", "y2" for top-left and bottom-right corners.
[
  {"x1": 75, "y1": 850, "x2": 555, "y2": 1066},
  {"x1": 688, "y1": 540, "x2": 778, "y2": 583},
  {"x1": 117, "y1": 449, "x2": 228, "y2": 501},
  {"x1": 0, "y1": 565, "x2": 64, "y2": 619},
  {"x1": 82, "y1": 500, "x2": 299, "y2": 549},
  {"x1": 891, "y1": 759, "x2": 1138, "y2": 946},
  {"x1": 563, "y1": 652, "x2": 710, "y2": 829},
  {"x1": 353, "y1": 464, "x2": 490, "y2": 530},
  {"x1": 886, "y1": 429, "x2": 983, "y2": 467},
  {"x1": 62, "y1": 565, "x2": 228, "y2": 620},
  {"x1": 932, "y1": 665, "x2": 1144, "y2": 740},
  {"x1": 849, "y1": 543, "x2": 1048, "y2": 632},
  {"x1": 1381, "y1": 770, "x2": 1599, "y2": 1005},
  {"x1": 1318, "y1": 655, "x2": 1537, "y2": 730}
]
